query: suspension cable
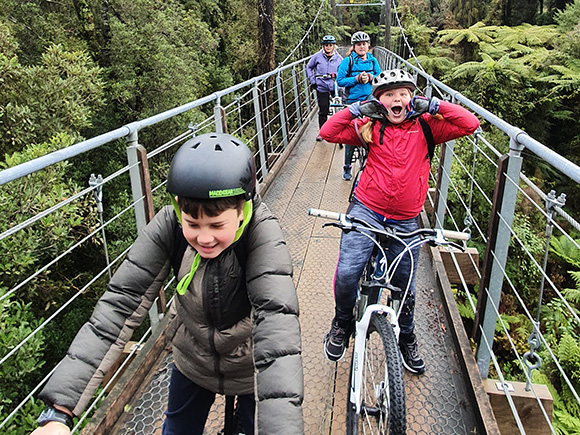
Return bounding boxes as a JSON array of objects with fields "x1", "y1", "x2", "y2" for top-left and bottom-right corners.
[
  {"x1": 390, "y1": 0, "x2": 425, "y2": 72},
  {"x1": 277, "y1": 0, "x2": 327, "y2": 68}
]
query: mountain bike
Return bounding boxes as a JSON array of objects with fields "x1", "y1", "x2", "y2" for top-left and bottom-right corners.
[{"x1": 308, "y1": 208, "x2": 469, "y2": 435}]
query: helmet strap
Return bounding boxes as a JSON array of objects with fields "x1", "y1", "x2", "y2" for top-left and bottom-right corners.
[
  {"x1": 233, "y1": 200, "x2": 253, "y2": 243},
  {"x1": 174, "y1": 199, "x2": 253, "y2": 296}
]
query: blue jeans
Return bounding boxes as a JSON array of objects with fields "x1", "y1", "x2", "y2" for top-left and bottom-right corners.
[
  {"x1": 162, "y1": 364, "x2": 255, "y2": 435},
  {"x1": 333, "y1": 198, "x2": 420, "y2": 335}
]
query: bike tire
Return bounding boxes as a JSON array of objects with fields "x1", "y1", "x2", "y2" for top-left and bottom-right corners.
[{"x1": 346, "y1": 312, "x2": 406, "y2": 435}]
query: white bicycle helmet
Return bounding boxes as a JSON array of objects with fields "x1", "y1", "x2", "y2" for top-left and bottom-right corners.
[
  {"x1": 371, "y1": 69, "x2": 416, "y2": 96},
  {"x1": 351, "y1": 31, "x2": 370, "y2": 45}
]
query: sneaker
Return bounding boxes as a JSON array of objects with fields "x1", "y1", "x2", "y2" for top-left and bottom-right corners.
[
  {"x1": 316, "y1": 135, "x2": 323, "y2": 141},
  {"x1": 324, "y1": 318, "x2": 350, "y2": 361},
  {"x1": 342, "y1": 165, "x2": 352, "y2": 181},
  {"x1": 399, "y1": 332, "x2": 425, "y2": 374}
]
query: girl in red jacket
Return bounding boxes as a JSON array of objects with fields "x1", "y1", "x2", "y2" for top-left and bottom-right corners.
[{"x1": 320, "y1": 69, "x2": 480, "y2": 373}]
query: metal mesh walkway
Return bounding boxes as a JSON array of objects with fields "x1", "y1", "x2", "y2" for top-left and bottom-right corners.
[{"x1": 109, "y1": 119, "x2": 479, "y2": 434}]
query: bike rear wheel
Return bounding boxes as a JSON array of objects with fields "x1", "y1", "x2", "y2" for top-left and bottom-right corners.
[{"x1": 346, "y1": 312, "x2": 406, "y2": 435}]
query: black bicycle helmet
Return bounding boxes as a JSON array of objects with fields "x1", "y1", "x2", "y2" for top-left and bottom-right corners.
[
  {"x1": 321, "y1": 35, "x2": 336, "y2": 44},
  {"x1": 167, "y1": 133, "x2": 256, "y2": 200},
  {"x1": 371, "y1": 69, "x2": 416, "y2": 96},
  {"x1": 351, "y1": 31, "x2": 370, "y2": 45}
]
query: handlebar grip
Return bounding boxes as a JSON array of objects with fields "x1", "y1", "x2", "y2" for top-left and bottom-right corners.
[
  {"x1": 308, "y1": 208, "x2": 342, "y2": 221},
  {"x1": 442, "y1": 230, "x2": 470, "y2": 241}
]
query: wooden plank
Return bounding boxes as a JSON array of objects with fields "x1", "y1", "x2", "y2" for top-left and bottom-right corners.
[
  {"x1": 483, "y1": 379, "x2": 553, "y2": 435},
  {"x1": 439, "y1": 247, "x2": 480, "y2": 286},
  {"x1": 81, "y1": 314, "x2": 176, "y2": 435},
  {"x1": 424, "y1": 187, "x2": 436, "y2": 216}
]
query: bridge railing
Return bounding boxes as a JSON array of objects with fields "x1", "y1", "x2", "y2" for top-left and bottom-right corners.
[
  {"x1": 375, "y1": 46, "x2": 580, "y2": 433},
  {"x1": 2, "y1": 43, "x2": 580, "y2": 433},
  {"x1": 0, "y1": 55, "x2": 316, "y2": 433}
]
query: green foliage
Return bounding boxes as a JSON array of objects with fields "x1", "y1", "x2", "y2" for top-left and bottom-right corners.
[
  {"x1": 0, "y1": 292, "x2": 45, "y2": 434},
  {"x1": 0, "y1": 134, "x2": 99, "y2": 300},
  {"x1": 504, "y1": 213, "x2": 545, "y2": 299},
  {"x1": 448, "y1": 0, "x2": 488, "y2": 28},
  {"x1": 0, "y1": 43, "x2": 104, "y2": 157},
  {"x1": 555, "y1": 0, "x2": 580, "y2": 31},
  {"x1": 551, "y1": 235, "x2": 580, "y2": 269},
  {"x1": 0, "y1": 396, "x2": 45, "y2": 435}
]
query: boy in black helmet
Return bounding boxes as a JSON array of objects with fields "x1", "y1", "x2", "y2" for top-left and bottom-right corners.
[{"x1": 32, "y1": 133, "x2": 304, "y2": 435}]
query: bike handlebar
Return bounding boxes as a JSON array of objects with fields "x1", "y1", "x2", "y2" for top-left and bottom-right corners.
[
  {"x1": 315, "y1": 73, "x2": 336, "y2": 79},
  {"x1": 308, "y1": 208, "x2": 343, "y2": 221},
  {"x1": 308, "y1": 208, "x2": 470, "y2": 242}
]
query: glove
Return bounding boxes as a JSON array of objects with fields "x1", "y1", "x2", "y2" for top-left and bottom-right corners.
[
  {"x1": 406, "y1": 96, "x2": 440, "y2": 119},
  {"x1": 310, "y1": 82, "x2": 317, "y2": 91},
  {"x1": 349, "y1": 100, "x2": 389, "y2": 121},
  {"x1": 331, "y1": 72, "x2": 336, "y2": 79},
  {"x1": 355, "y1": 72, "x2": 369, "y2": 84}
]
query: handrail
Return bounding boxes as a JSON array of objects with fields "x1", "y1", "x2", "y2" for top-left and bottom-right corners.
[{"x1": 0, "y1": 56, "x2": 312, "y2": 186}]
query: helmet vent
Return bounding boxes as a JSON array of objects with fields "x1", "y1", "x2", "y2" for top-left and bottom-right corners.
[
  {"x1": 215, "y1": 144, "x2": 222, "y2": 151},
  {"x1": 191, "y1": 141, "x2": 201, "y2": 149}
]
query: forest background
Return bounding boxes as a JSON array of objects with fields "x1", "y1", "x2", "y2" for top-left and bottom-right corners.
[{"x1": 1, "y1": 0, "x2": 580, "y2": 433}]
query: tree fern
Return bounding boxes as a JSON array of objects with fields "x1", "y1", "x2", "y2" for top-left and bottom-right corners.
[
  {"x1": 550, "y1": 235, "x2": 580, "y2": 269},
  {"x1": 495, "y1": 23, "x2": 559, "y2": 48}
]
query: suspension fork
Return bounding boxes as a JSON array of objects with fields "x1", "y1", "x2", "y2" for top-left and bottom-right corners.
[{"x1": 349, "y1": 304, "x2": 400, "y2": 413}]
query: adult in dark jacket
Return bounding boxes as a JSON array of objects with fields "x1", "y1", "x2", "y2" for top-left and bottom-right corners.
[
  {"x1": 33, "y1": 133, "x2": 304, "y2": 435},
  {"x1": 336, "y1": 31, "x2": 381, "y2": 181}
]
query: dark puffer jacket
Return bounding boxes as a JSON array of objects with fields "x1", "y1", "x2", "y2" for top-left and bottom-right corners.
[{"x1": 39, "y1": 196, "x2": 304, "y2": 434}]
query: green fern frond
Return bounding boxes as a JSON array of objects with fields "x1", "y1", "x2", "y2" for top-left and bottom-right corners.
[
  {"x1": 562, "y1": 287, "x2": 580, "y2": 304},
  {"x1": 550, "y1": 236, "x2": 580, "y2": 269},
  {"x1": 496, "y1": 23, "x2": 559, "y2": 47}
]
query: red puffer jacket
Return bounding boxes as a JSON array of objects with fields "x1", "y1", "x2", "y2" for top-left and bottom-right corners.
[{"x1": 320, "y1": 101, "x2": 480, "y2": 219}]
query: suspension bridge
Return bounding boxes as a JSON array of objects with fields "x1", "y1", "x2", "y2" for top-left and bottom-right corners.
[{"x1": 1, "y1": 1, "x2": 579, "y2": 434}]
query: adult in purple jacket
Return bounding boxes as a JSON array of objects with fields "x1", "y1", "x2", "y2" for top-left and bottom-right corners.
[{"x1": 307, "y1": 35, "x2": 343, "y2": 141}]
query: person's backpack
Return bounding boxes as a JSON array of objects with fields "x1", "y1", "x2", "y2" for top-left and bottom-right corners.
[
  {"x1": 343, "y1": 56, "x2": 355, "y2": 101},
  {"x1": 418, "y1": 117, "x2": 436, "y2": 162}
]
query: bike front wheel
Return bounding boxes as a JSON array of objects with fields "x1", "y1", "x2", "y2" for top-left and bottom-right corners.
[{"x1": 346, "y1": 312, "x2": 406, "y2": 435}]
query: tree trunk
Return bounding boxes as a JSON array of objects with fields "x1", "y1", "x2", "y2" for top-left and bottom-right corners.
[
  {"x1": 100, "y1": 0, "x2": 111, "y2": 66},
  {"x1": 257, "y1": 0, "x2": 275, "y2": 75}
]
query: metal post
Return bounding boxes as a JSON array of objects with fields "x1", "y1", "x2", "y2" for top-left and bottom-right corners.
[
  {"x1": 302, "y1": 64, "x2": 311, "y2": 114},
  {"x1": 292, "y1": 66, "x2": 302, "y2": 128},
  {"x1": 126, "y1": 132, "x2": 147, "y2": 233},
  {"x1": 252, "y1": 80, "x2": 268, "y2": 181},
  {"x1": 425, "y1": 79, "x2": 433, "y2": 98},
  {"x1": 475, "y1": 137, "x2": 524, "y2": 377},
  {"x1": 126, "y1": 133, "x2": 162, "y2": 329},
  {"x1": 384, "y1": 0, "x2": 391, "y2": 49},
  {"x1": 276, "y1": 72, "x2": 289, "y2": 148},
  {"x1": 214, "y1": 101, "x2": 227, "y2": 133},
  {"x1": 433, "y1": 140, "x2": 455, "y2": 229}
]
